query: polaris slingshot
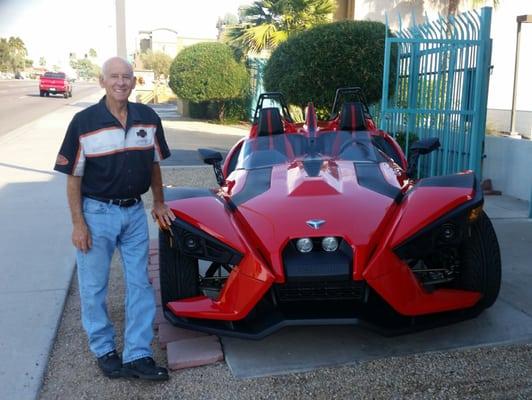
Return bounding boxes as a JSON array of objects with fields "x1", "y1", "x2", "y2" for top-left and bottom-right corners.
[{"x1": 158, "y1": 88, "x2": 501, "y2": 339}]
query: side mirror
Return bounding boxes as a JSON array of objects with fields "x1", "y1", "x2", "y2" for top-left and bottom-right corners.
[
  {"x1": 410, "y1": 137, "x2": 440, "y2": 155},
  {"x1": 407, "y1": 137, "x2": 440, "y2": 178},
  {"x1": 198, "y1": 148, "x2": 224, "y2": 186}
]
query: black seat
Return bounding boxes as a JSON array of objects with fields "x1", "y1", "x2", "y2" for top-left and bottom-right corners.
[
  {"x1": 339, "y1": 102, "x2": 367, "y2": 131},
  {"x1": 257, "y1": 107, "x2": 284, "y2": 136}
]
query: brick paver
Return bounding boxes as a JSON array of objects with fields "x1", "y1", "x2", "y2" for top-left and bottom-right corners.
[
  {"x1": 166, "y1": 335, "x2": 224, "y2": 370},
  {"x1": 158, "y1": 323, "x2": 209, "y2": 349}
]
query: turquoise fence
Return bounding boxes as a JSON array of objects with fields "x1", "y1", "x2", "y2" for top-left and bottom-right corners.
[
  {"x1": 248, "y1": 57, "x2": 267, "y2": 121},
  {"x1": 381, "y1": 7, "x2": 493, "y2": 178}
]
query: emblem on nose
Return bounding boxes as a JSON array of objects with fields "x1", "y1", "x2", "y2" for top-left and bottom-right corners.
[{"x1": 306, "y1": 219, "x2": 325, "y2": 229}]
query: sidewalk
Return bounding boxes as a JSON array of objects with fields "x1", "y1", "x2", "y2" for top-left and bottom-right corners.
[{"x1": 0, "y1": 93, "x2": 100, "y2": 400}]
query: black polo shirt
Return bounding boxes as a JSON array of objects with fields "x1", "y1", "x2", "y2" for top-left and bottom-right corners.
[{"x1": 54, "y1": 96, "x2": 171, "y2": 199}]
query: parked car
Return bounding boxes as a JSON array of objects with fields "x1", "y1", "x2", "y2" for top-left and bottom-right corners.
[
  {"x1": 158, "y1": 87, "x2": 501, "y2": 339},
  {"x1": 39, "y1": 71, "x2": 72, "y2": 98}
]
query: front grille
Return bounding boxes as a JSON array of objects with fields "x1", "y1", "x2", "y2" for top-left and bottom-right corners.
[{"x1": 275, "y1": 281, "x2": 366, "y2": 302}]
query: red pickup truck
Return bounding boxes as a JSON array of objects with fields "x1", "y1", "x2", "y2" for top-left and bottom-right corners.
[{"x1": 39, "y1": 72, "x2": 72, "y2": 98}]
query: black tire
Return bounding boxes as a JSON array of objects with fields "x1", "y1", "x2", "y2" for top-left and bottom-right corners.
[
  {"x1": 159, "y1": 229, "x2": 199, "y2": 307},
  {"x1": 39, "y1": 91, "x2": 44, "y2": 97},
  {"x1": 69, "y1": 90, "x2": 73, "y2": 97},
  {"x1": 457, "y1": 211, "x2": 501, "y2": 309},
  {"x1": 63, "y1": 92, "x2": 68, "y2": 98}
]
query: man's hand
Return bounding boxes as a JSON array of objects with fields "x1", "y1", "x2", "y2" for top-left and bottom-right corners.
[
  {"x1": 72, "y1": 222, "x2": 92, "y2": 253},
  {"x1": 151, "y1": 201, "x2": 175, "y2": 229}
]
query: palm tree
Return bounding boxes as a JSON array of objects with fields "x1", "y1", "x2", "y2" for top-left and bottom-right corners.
[
  {"x1": 224, "y1": 0, "x2": 336, "y2": 54},
  {"x1": 446, "y1": 0, "x2": 500, "y2": 15}
]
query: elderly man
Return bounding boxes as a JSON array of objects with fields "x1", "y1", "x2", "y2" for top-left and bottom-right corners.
[{"x1": 54, "y1": 57, "x2": 174, "y2": 381}]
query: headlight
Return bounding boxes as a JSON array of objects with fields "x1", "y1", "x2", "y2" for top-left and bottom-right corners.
[
  {"x1": 296, "y1": 238, "x2": 313, "y2": 253},
  {"x1": 321, "y1": 236, "x2": 338, "y2": 252},
  {"x1": 439, "y1": 223, "x2": 457, "y2": 242}
]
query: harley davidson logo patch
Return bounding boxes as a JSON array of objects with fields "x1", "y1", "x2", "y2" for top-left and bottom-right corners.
[
  {"x1": 136, "y1": 129, "x2": 147, "y2": 138},
  {"x1": 56, "y1": 154, "x2": 69, "y2": 166}
]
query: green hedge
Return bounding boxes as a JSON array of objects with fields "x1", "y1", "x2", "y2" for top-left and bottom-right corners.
[
  {"x1": 169, "y1": 42, "x2": 250, "y2": 120},
  {"x1": 264, "y1": 20, "x2": 396, "y2": 117}
]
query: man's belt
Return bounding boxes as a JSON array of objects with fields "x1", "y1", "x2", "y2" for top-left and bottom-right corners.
[{"x1": 85, "y1": 195, "x2": 141, "y2": 208}]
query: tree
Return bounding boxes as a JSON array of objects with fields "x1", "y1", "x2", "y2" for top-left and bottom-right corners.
[
  {"x1": 88, "y1": 48, "x2": 97, "y2": 58},
  {"x1": 39, "y1": 56, "x2": 46, "y2": 67},
  {"x1": 0, "y1": 39, "x2": 9, "y2": 72},
  {"x1": 8, "y1": 37, "x2": 27, "y2": 72},
  {"x1": 224, "y1": 0, "x2": 336, "y2": 54},
  {"x1": 264, "y1": 20, "x2": 394, "y2": 115},
  {"x1": 140, "y1": 50, "x2": 172, "y2": 79},
  {"x1": 433, "y1": 0, "x2": 500, "y2": 15},
  {"x1": 0, "y1": 36, "x2": 28, "y2": 73},
  {"x1": 169, "y1": 42, "x2": 250, "y2": 121},
  {"x1": 69, "y1": 53, "x2": 100, "y2": 80}
]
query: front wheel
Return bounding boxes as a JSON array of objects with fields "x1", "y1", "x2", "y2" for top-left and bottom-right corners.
[
  {"x1": 39, "y1": 90, "x2": 44, "y2": 97},
  {"x1": 456, "y1": 211, "x2": 501, "y2": 310},
  {"x1": 159, "y1": 229, "x2": 199, "y2": 307}
]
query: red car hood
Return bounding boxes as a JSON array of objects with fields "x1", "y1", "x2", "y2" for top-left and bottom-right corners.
[{"x1": 229, "y1": 160, "x2": 401, "y2": 279}]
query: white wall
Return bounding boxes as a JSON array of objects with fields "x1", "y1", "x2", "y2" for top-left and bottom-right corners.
[
  {"x1": 487, "y1": 109, "x2": 532, "y2": 138},
  {"x1": 483, "y1": 135, "x2": 532, "y2": 201},
  {"x1": 487, "y1": 0, "x2": 532, "y2": 112}
]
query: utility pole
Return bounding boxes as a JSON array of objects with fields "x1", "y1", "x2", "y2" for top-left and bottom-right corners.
[
  {"x1": 510, "y1": 15, "x2": 532, "y2": 135},
  {"x1": 115, "y1": 0, "x2": 127, "y2": 58}
]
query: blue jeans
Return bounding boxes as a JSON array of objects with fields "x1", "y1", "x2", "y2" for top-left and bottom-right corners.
[{"x1": 76, "y1": 197, "x2": 155, "y2": 364}]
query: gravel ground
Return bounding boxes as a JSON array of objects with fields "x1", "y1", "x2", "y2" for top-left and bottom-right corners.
[{"x1": 40, "y1": 167, "x2": 532, "y2": 400}]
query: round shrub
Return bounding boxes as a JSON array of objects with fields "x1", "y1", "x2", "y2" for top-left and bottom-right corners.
[
  {"x1": 264, "y1": 20, "x2": 395, "y2": 115},
  {"x1": 169, "y1": 42, "x2": 249, "y2": 120}
]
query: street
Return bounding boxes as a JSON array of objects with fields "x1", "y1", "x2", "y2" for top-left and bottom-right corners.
[{"x1": 0, "y1": 80, "x2": 101, "y2": 137}]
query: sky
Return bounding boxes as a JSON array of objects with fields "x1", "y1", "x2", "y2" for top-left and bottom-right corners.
[{"x1": 0, "y1": 0, "x2": 252, "y2": 68}]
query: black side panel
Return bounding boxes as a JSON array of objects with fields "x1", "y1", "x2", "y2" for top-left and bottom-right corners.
[
  {"x1": 417, "y1": 173, "x2": 475, "y2": 188},
  {"x1": 164, "y1": 187, "x2": 215, "y2": 202},
  {"x1": 171, "y1": 217, "x2": 243, "y2": 265},
  {"x1": 232, "y1": 168, "x2": 272, "y2": 206},
  {"x1": 354, "y1": 163, "x2": 402, "y2": 202}
]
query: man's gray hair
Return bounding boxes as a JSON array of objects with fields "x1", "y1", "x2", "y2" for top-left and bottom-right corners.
[{"x1": 100, "y1": 57, "x2": 133, "y2": 79}]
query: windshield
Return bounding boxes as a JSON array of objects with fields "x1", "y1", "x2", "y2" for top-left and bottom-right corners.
[
  {"x1": 236, "y1": 130, "x2": 381, "y2": 170},
  {"x1": 44, "y1": 72, "x2": 66, "y2": 79}
]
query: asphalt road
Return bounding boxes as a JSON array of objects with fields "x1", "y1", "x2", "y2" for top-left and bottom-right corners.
[{"x1": 0, "y1": 79, "x2": 101, "y2": 137}]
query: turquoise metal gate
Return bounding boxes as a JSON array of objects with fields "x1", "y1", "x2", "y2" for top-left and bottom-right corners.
[
  {"x1": 380, "y1": 7, "x2": 493, "y2": 178},
  {"x1": 248, "y1": 57, "x2": 267, "y2": 121}
]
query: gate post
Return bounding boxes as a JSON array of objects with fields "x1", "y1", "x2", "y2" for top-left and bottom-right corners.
[{"x1": 468, "y1": 7, "x2": 492, "y2": 177}]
